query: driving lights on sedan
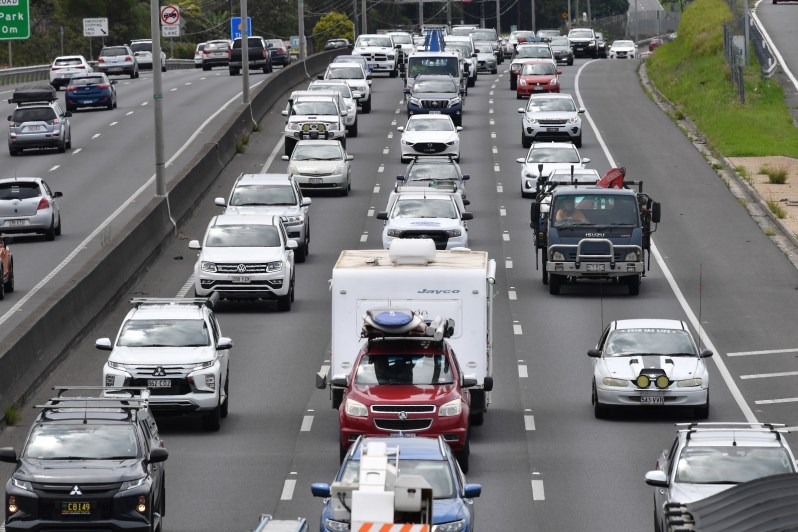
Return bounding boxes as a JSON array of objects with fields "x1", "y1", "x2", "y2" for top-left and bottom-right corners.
[
  {"x1": 439, "y1": 398, "x2": 462, "y2": 417},
  {"x1": 344, "y1": 398, "x2": 368, "y2": 417},
  {"x1": 200, "y1": 261, "x2": 217, "y2": 273},
  {"x1": 677, "y1": 378, "x2": 703, "y2": 388},
  {"x1": 655, "y1": 375, "x2": 670, "y2": 389},
  {"x1": 635, "y1": 375, "x2": 650, "y2": 388},
  {"x1": 602, "y1": 377, "x2": 628, "y2": 387}
]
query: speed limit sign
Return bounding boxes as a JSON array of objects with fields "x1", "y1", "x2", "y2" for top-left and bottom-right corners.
[{"x1": 160, "y1": 5, "x2": 180, "y2": 26}]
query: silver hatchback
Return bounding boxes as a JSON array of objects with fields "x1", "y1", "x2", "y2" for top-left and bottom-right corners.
[
  {"x1": 0, "y1": 177, "x2": 63, "y2": 240},
  {"x1": 8, "y1": 100, "x2": 72, "y2": 155}
]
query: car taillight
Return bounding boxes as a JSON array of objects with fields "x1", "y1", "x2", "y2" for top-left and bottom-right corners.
[
  {"x1": 262, "y1": 48, "x2": 267, "y2": 58},
  {"x1": 37, "y1": 198, "x2": 50, "y2": 210},
  {"x1": 275, "y1": 49, "x2": 284, "y2": 55},
  {"x1": 98, "y1": 57, "x2": 105, "y2": 63},
  {"x1": 66, "y1": 85, "x2": 77, "y2": 91},
  {"x1": 96, "y1": 83, "x2": 109, "y2": 89},
  {"x1": 227, "y1": 50, "x2": 231, "y2": 58},
  {"x1": 125, "y1": 56, "x2": 133, "y2": 61}
]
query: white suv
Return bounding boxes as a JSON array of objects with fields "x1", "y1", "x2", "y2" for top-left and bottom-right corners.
[
  {"x1": 352, "y1": 33, "x2": 399, "y2": 77},
  {"x1": 281, "y1": 93, "x2": 347, "y2": 156},
  {"x1": 189, "y1": 215, "x2": 297, "y2": 310},
  {"x1": 97, "y1": 297, "x2": 233, "y2": 431},
  {"x1": 321, "y1": 63, "x2": 372, "y2": 114}
]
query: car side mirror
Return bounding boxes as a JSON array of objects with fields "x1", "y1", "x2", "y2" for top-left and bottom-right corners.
[
  {"x1": 483, "y1": 376, "x2": 494, "y2": 391},
  {"x1": 644, "y1": 470, "x2": 668, "y2": 487},
  {"x1": 376, "y1": 212, "x2": 388, "y2": 220},
  {"x1": 281, "y1": 155, "x2": 290, "y2": 161},
  {"x1": 578, "y1": 108, "x2": 586, "y2": 114},
  {"x1": 557, "y1": 70, "x2": 562, "y2": 75},
  {"x1": 214, "y1": 197, "x2": 226, "y2": 207},
  {"x1": 463, "y1": 484, "x2": 481, "y2": 498},
  {"x1": 461, "y1": 212, "x2": 474, "y2": 221},
  {"x1": 64, "y1": 111, "x2": 72, "y2": 117},
  {"x1": 188, "y1": 240, "x2": 201, "y2": 250},
  {"x1": 301, "y1": 197, "x2": 312, "y2": 206},
  {"x1": 0, "y1": 447, "x2": 18, "y2": 464},
  {"x1": 311, "y1": 483, "x2": 332, "y2": 497},
  {"x1": 148, "y1": 447, "x2": 169, "y2": 464},
  {"x1": 651, "y1": 202, "x2": 661, "y2": 224},
  {"x1": 396, "y1": 126, "x2": 404, "y2": 132},
  {"x1": 346, "y1": 154, "x2": 354, "y2": 160},
  {"x1": 517, "y1": 108, "x2": 525, "y2": 113},
  {"x1": 587, "y1": 349, "x2": 601, "y2": 358},
  {"x1": 53, "y1": 191, "x2": 63, "y2": 198},
  {"x1": 6, "y1": 115, "x2": 11, "y2": 121},
  {"x1": 396, "y1": 175, "x2": 406, "y2": 182},
  {"x1": 582, "y1": 158, "x2": 591, "y2": 164},
  {"x1": 341, "y1": 111, "x2": 347, "y2": 117},
  {"x1": 462, "y1": 174, "x2": 470, "y2": 181},
  {"x1": 700, "y1": 349, "x2": 714, "y2": 358},
  {"x1": 403, "y1": 87, "x2": 410, "y2": 94},
  {"x1": 456, "y1": 126, "x2": 463, "y2": 132},
  {"x1": 95, "y1": 338, "x2": 113, "y2": 351},
  {"x1": 366, "y1": 74, "x2": 372, "y2": 80},
  {"x1": 281, "y1": 110, "x2": 288, "y2": 116},
  {"x1": 516, "y1": 157, "x2": 525, "y2": 164},
  {"x1": 471, "y1": 53, "x2": 478, "y2": 58},
  {"x1": 216, "y1": 337, "x2": 233, "y2": 350},
  {"x1": 462, "y1": 377, "x2": 477, "y2": 388},
  {"x1": 287, "y1": 240, "x2": 299, "y2": 250}
]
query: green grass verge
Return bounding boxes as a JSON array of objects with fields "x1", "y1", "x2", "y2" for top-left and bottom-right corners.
[{"x1": 647, "y1": 0, "x2": 798, "y2": 157}]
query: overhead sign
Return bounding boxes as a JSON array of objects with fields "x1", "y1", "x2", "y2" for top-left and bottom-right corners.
[
  {"x1": 82, "y1": 17, "x2": 108, "y2": 37},
  {"x1": 230, "y1": 16, "x2": 252, "y2": 40},
  {"x1": 0, "y1": 0, "x2": 30, "y2": 41},
  {"x1": 162, "y1": 24, "x2": 179, "y2": 37},
  {"x1": 160, "y1": 5, "x2": 179, "y2": 26}
]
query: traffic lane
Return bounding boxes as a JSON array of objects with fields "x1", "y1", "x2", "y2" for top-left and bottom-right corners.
[
  {"x1": 756, "y1": 1, "x2": 798, "y2": 84},
  {"x1": 576, "y1": 59, "x2": 798, "y2": 427}
]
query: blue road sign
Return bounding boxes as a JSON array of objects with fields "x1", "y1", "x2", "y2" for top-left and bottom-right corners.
[{"x1": 230, "y1": 17, "x2": 252, "y2": 40}]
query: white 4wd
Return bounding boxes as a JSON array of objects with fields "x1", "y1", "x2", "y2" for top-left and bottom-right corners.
[
  {"x1": 282, "y1": 94, "x2": 346, "y2": 156},
  {"x1": 97, "y1": 297, "x2": 233, "y2": 431},
  {"x1": 353, "y1": 34, "x2": 399, "y2": 77}
]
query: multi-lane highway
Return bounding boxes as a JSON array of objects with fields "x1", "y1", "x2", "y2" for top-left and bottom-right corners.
[{"x1": 2, "y1": 45, "x2": 798, "y2": 532}]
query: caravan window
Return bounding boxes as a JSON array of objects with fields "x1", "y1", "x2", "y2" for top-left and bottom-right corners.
[{"x1": 408, "y1": 57, "x2": 459, "y2": 78}]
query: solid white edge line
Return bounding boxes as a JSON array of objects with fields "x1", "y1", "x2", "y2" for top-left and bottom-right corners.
[
  {"x1": 574, "y1": 61, "x2": 758, "y2": 423},
  {"x1": 741, "y1": 371, "x2": 798, "y2": 380},
  {"x1": 728, "y1": 348, "x2": 798, "y2": 356},
  {"x1": 752, "y1": 0, "x2": 798, "y2": 90},
  {"x1": 0, "y1": 81, "x2": 265, "y2": 328}
]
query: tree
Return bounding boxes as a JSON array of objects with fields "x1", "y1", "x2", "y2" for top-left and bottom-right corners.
[{"x1": 311, "y1": 12, "x2": 354, "y2": 51}]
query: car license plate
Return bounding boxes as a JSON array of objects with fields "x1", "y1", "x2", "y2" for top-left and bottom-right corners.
[
  {"x1": 389, "y1": 433, "x2": 416, "y2": 437},
  {"x1": 61, "y1": 501, "x2": 93, "y2": 516},
  {"x1": 109, "y1": 67, "x2": 122, "y2": 72},
  {"x1": 6, "y1": 219, "x2": 26, "y2": 226},
  {"x1": 82, "y1": 100, "x2": 93, "y2": 104},
  {"x1": 429, "y1": 110, "x2": 441, "y2": 114},
  {"x1": 586, "y1": 264, "x2": 605, "y2": 272},
  {"x1": 309, "y1": 178, "x2": 323, "y2": 185},
  {"x1": 546, "y1": 127, "x2": 559, "y2": 132},
  {"x1": 640, "y1": 395, "x2": 664, "y2": 405},
  {"x1": 26, "y1": 125, "x2": 43, "y2": 131},
  {"x1": 231, "y1": 276, "x2": 251, "y2": 283},
  {"x1": 147, "y1": 379, "x2": 171, "y2": 389}
]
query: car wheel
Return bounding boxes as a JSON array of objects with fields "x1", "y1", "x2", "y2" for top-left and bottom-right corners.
[
  {"x1": 202, "y1": 404, "x2": 221, "y2": 431},
  {"x1": 574, "y1": 134, "x2": 582, "y2": 148},
  {"x1": 627, "y1": 274, "x2": 641, "y2": 295},
  {"x1": 55, "y1": 216, "x2": 62, "y2": 236},
  {"x1": 348, "y1": 120, "x2": 358, "y2": 138},
  {"x1": 130, "y1": 70, "x2": 136, "y2": 79},
  {"x1": 229, "y1": 68, "x2": 239, "y2": 76},
  {"x1": 9, "y1": 149, "x2": 18, "y2": 156},
  {"x1": 202, "y1": 64, "x2": 210, "y2": 71},
  {"x1": 455, "y1": 435, "x2": 470, "y2": 473},
  {"x1": 467, "y1": 76, "x2": 475, "y2": 88},
  {"x1": 106, "y1": 100, "x2": 114, "y2": 110},
  {"x1": 162, "y1": 64, "x2": 167, "y2": 73},
  {"x1": 517, "y1": 92, "x2": 522, "y2": 100},
  {"x1": 135, "y1": 69, "x2": 140, "y2": 78},
  {"x1": 44, "y1": 217, "x2": 56, "y2": 241},
  {"x1": 695, "y1": 395, "x2": 709, "y2": 419},
  {"x1": 568, "y1": 58, "x2": 574, "y2": 66},
  {"x1": 491, "y1": 68, "x2": 497, "y2": 74},
  {"x1": 521, "y1": 131, "x2": 531, "y2": 149},
  {"x1": 593, "y1": 382, "x2": 610, "y2": 419},
  {"x1": 296, "y1": 240, "x2": 308, "y2": 263},
  {"x1": 549, "y1": 274, "x2": 562, "y2": 295},
  {"x1": 220, "y1": 373, "x2": 230, "y2": 418},
  {"x1": 361, "y1": 97, "x2": 371, "y2": 114},
  {"x1": 277, "y1": 278, "x2": 293, "y2": 311},
  {"x1": 57, "y1": 140, "x2": 66, "y2": 153},
  {"x1": 4, "y1": 259, "x2": 13, "y2": 294},
  {"x1": 66, "y1": 105, "x2": 76, "y2": 112},
  {"x1": 263, "y1": 65, "x2": 269, "y2": 74}
]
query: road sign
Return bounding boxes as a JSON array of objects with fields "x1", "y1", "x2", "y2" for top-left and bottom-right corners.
[
  {"x1": 0, "y1": 0, "x2": 31, "y2": 41},
  {"x1": 162, "y1": 24, "x2": 179, "y2": 37},
  {"x1": 230, "y1": 16, "x2": 252, "y2": 40},
  {"x1": 561, "y1": 11, "x2": 569, "y2": 19},
  {"x1": 160, "y1": 5, "x2": 179, "y2": 26},
  {"x1": 83, "y1": 17, "x2": 108, "y2": 37}
]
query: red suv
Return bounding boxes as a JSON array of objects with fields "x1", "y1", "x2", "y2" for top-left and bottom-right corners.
[
  {"x1": 517, "y1": 59, "x2": 561, "y2": 98},
  {"x1": 0, "y1": 237, "x2": 14, "y2": 299},
  {"x1": 336, "y1": 309, "x2": 474, "y2": 471}
]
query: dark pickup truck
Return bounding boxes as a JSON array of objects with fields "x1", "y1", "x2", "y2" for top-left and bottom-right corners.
[{"x1": 229, "y1": 36, "x2": 273, "y2": 76}]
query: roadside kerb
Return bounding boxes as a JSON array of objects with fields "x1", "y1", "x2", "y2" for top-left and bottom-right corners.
[{"x1": 0, "y1": 50, "x2": 343, "y2": 422}]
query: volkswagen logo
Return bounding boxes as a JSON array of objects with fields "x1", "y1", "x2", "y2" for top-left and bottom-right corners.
[
  {"x1": 153, "y1": 366, "x2": 166, "y2": 377},
  {"x1": 237, "y1": 264, "x2": 247, "y2": 273},
  {"x1": 398, "y1": 411, "x2": 408, "y2": 420},
  {"x1": 70, "y1": 485, "x2": 82, "y2": 496}
]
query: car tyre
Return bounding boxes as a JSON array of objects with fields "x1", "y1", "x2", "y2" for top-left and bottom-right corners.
[
  {"x1": 277, "y1": 277, "x2": 293, "y2": 311},
  {"x1": 695, "y1": 395, "x2": 709, "y2": 419},
  {"x1": 220, "y1": 373, "x2": 230, "y2": 418},
  {"x1": 348, "y1": 120, "x2": 358, "y2": 138},
  {"x1": 467, "y1": 76, "x2": 475, "y2": 88},
  {"x1": 57, "y1": 140, "x2": 66, "y2": 153},
  {"x1": 574, "y1": 134, "x2": 582, "y2": 148},
  {"x1": 9, "y1": 149, "x2": 19, "y2": 156},
  {"x1": 361, "y1": 98, "x2": 371, "y2": 114},
  {"x1": 593, "y1": 382, "x2": 610, "y2": 419},
  {"x1": 340, "y1": 181, "x2": 350, "y2": 197},
  {"x1": 44, "y1": 218, "x2": 56, "y2": 241},
  {"x1": 202, "y1": 404, "x2": 221, "y2": 431},
  {"x1": 4, "y1": 260, "x2": 13, "y2": 294},
  {"x1": 541, "y1": 258, "x2": 548, "y2": 285},
  {"x1": 296, "y1": 239, "x2": 308, "y2": 263},
  {"x1": 521, "y1": 131, "x2": 532, "y2": 149},
  {"x1": 202, "y1": 64, "x2": 210, "y2": 71},
  {"x1": 284, "y1": 138, "x2": 296, "y2": 156},
  {"x1": 54, "y1": 216, "x2": 62, "y2": 237},
  {"x1": 568, "y1": 58, "x2": 574, "y2": 66},
  {"x1": 549, "y1": 274, "x2": 562, "y2": 295},
  {"x1": 67, "y1": 105, "x2": 77, "y2": 113},
  {"x1": 627, "y1": 274, "x2": 641, "y2": 295},
  {"x1": 517, "y1": 92, "x2": 522, "y2": 100},
  {"x1": 162, "y1": 64, "x2": 167, "y2": 73},
  {"x1": 455, "y1": 435, "x2": 470, "y2": 473}
]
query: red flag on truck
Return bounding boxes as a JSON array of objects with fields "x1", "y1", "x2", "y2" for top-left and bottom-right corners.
[{"x1": 597, "y1": 167, "x2": 626, "y2": 188}]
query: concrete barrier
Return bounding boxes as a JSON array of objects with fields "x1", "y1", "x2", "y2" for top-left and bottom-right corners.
[{"x1": 0, "y1": 50, "x2": 344, "y2": 421}]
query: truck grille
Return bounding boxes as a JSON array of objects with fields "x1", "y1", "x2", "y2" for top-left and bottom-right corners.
[
  {"x1": 420, "y1": 99, "x2": 449, "y2": 109},
  {"x1": 359, "y1": 52, "x2": 390, "y2": 61},
  {"x1": 371, "y1": 404, "x2": 436, "y2": 413},
  {"x1": 393, "y1": 231, "x2": 449, "y2": 250},
  {"x1": 374, "y1": 418, "x2": 433, "y2": 431},
  {"x1": 216, "y1": 263, "x2": 276, "y2": 273},
  {"x1": 34, "y1": 483, "x2": 120, "y2": 520}
]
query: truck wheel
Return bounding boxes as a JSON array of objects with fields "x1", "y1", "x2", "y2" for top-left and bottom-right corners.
[
  {"x1": 593, "y1": 382, "x2": 610, "y2": 419},
  {"x1": 627, "y1": 275, "x2": 641, "y2": 295},
  {"x1": 549, "y1": 274, "x2": 562, "y2": 295},
  {"x1": 541, "y1": 258, "x2": 548, "y2": 285},
  {"x1": 469, "y1": 411, "x2": 484, "y2": 426},
  {"x1": 455, "y1": 436, "x2": 470, "y2": 473}
]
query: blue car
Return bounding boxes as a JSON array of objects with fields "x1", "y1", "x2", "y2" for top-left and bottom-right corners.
[
  {"x1": 65, "y1": 72, "x2": 117, "y2": 111},
  {"x1": 311, "y1": 436, "x2": 481, "y2": 532}
]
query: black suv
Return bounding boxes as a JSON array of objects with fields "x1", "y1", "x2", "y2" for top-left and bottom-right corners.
[
  {"x1": 0, "y1": 387, "x2": 168, "y2": 532},
  {"x1": 405, "y1": 74, "x2": 465, "y2": 126}
]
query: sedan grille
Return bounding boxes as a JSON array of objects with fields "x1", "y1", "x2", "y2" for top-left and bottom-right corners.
[
  {"x1": 411, "y1": 142, "x2": 447, "y2": 154},
  {"x1": 215, "y1": 263, "x2": 276, "y2": 273},
  {"x1": 374, "y1": 418, "x2": 433, "y2": 431}
]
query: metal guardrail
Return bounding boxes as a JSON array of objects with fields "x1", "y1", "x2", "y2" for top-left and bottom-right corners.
[{"x1": 0, "y1": 59, "x2": 196, "y2": 87}]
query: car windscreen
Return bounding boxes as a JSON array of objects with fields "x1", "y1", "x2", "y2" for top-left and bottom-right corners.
[
  {"x1": 527, "y1": 146, "x2": 579, "y2": 163},
  {"x1": 117, "y1": 319, "x2": 210, "y2": 347},
  {"x1": 613, "y1": 41, "x2": 634, "y2": 48},
  {"x1": 516, "y1": 47, "x2": 551, "y2": 58},
  {"x1": 230, "y1": 184, "x2": 297, "y2": 206},
  {"x1": 550, "y1": 37, "x2": 569, "y2": 46},
  {"x1": 204, "y1": 224, "x2": 281, "y2": 247},
  {"x1": 292, "y1": 101, "x2": 338, "y2": 116},
  {"x1": 603, "y1": 329, "x2": 696, "y2": 357},
  {"x1": 356, "y1": 36, "x2": 393, "y2": 47},
  {"x1": 355, "y1": 353, "x2": 455, "y2": 385},
  {"x1": 521, "y1": 62, "x2": 556, "y2": 75},
  {"x1": 54, "y1": 58, "x2": 83, "y2": 67},
  {"x1": 292, "y1": 144, "x2": 342, "y2": 161},
  {"x1": 570, "y1": 30, "x2": 594, "y2": 39},
  {"x1": 69, "y1": 76, "x2": 106, "y2": 86},
  {"x1": 406, "y1": 118, "x2": 454, "y2": 132},
  {"x1": 24, "y1": 425, "x2": 139, "y2": 460},
  {"x1": 0, "y1": 182, "x2": 40, "y2": 200},
  {"x1": 341, "y1": 459, "x2": 456, "y2": 499},
  {"x1": 327, "y1": 66, "x2": 363, "y2": 80},
  {"x1": 100, "y1": 47, "x2": 128, "y2": 57},
  {"x1": 471, "y1": 30, "x2": 497, "y2": 41},
  {"x1": 475, "y1": 44, "x2": 495, "y2": 54},
  {"x1": 310, "y1": 84, "x2": 352, "y2": 98},
  {"x1": 392, "y1": 198, "x2": 458, "y2": 219},
  {"x1": 408, "y1": 164, "x2": 459, "y2": 182},
  {"x1": 413, "y1": 79, "x2": 458, "y2": 93},
  {"x1": 450, "y1": 27, "x2": 476, "y2": 36},
  {"x1": 552, "y1": 194, "x2": 640, "y2": 228},
  {"x1": 675, "y1": 446, "x2": 795, "y2": 484},
  {"x1": 130, "y1": 42, "x2": 152, "y2": 53},
  {"x1": 526, "y1": 98, "x2": 577, "y2": 112},
  {"x1": 12, "y1": 107, "x2": 56, "y2": 123},
  {"x1": 390, "y1": 34, "x2": 412, "y2": 44},
  {"x1": 206, "y1": 42, "x2": 229, "y2": 51}
]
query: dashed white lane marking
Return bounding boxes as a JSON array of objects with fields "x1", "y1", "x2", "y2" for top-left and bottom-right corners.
[
  {"x1": 395, "y1": 108, "x2": 400, "y2": 114},
  {"x1": 373, "y1": 184, "x2": 380, "y2": 194},
  {"x1": 518, "y1": 363, "x2": 528, "y2": 376},
  {"x1": 110, "y1": 121, "x2": 118, "y2": 127},
  {"x1": 492, "y1": 146, "x2": 498, "y2": 154},
  {"x1": 170, "y1": 87, "x2": 178, "y2": 92},
  {"x1": 490, "y1": 119, "x2": 495, "y2": 125},
  {"x1": 91, "y1": 133, "x2": 101, "y2": 139},
  {"x1": 378, "y1": 164, "x2": 384, "y2": 173},
  {"x1": 756, "y1": 397, "x2": 798, "y2": 405},
  {"x1": 176, "y1": 275, "x2": 194, "y2": 298},
  {"x1": 502, "y1": 232, "x2": 510, "y2": 241},
  {"x1": 508, "y1": 288, "x2": 517, "y2": 300},
  {"x1": 200, "y1": 77, "x2": 207, "y2": 80},
  {"x1": 72, "y1": 148, "x2": 82, "y2": 155},
  {"x1": 499, "y1": 207, "x2": 506, "y2": 216},
  {"x1": 489, "y1": 90, "x2": 494, "y2": 96},
  {"x1": 728, "y1": 348, "x2": 798, "y2": 357},
  {"x1": 388, "y1": 132, "x2": 393, "y2": 139},
  {"x1": 514, "y1": 323, "x2": 523, "y2": 335},
  {"x1": 741, "y1": 371, "x2": 798, "y2": 379},
  {"x1": 489, "y1": 108, "x2": 494, "y2": 114},
  {"x1": 141, "y1": 101, "x2": 148, "y2": 106},
  {"x1": 531, "y1": 479, "x2": 545, "y2": 500},
  {"x1": 185, "y1": 82, "x2": 191, "y2": 86},
  {"x1": 367, "y1": 208, "x2": 374, "y2": 217},
  {"x1": 383, "y1": 147, "x2": 389, "y2": 155},
  {"x1": 360, "y1": 233, "x2": 368, "y2": 243},
  {"x1": 491, "y1": 131, "x2": 496, "y2": 139},
  {"x1": 506, "y1": 258, "x2": 513, "y2": 269},
  {"x1": 525, "y1": 414, "x2": 536, "y2": 431},
  {"x1": 494, "y1": 164, "x2": 500, "y2": 172},
  {"x1": 126, "y1": 111, "x2": 134, "y2": 116},
  {"x1": 391, "y1": 120, "x2": 397, "y2": 126},
  {"x1": 48, "y1": 165, "x2": 59, "y2": 172},
  {"x1": 488, "y1": 99, "x2": 494, "y2": 105},
  {"x1": 490, "y1": 84, "x2": 496, "y2": 89},
  {"x1": 280, "y1": 477, "x2": 297, "y2": 500},
  {"x1": 398, "y1": 98, "x2": 404, "y2": 104},
  {"x1": 496, "y1": 183, "x2": 503, "y2": 193},
  {"x1": 300, "y1": 415, "x2": 314, "y2": 432}
]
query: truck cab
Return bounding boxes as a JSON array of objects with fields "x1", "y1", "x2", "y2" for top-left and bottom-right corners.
[{"x1": 353, "y1": 34, "x2": 400, "y2": 77}]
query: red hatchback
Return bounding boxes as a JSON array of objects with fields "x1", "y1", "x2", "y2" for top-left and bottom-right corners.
[
  {"x1": 516, "y1": 59, "x2": 561, "y2": 98},
  {"x1": 337, "y1": 310, "x2": 474, "y2": 470},
  {"x1": 0, "y1": 237, "x2": 14, "y2": 299}
]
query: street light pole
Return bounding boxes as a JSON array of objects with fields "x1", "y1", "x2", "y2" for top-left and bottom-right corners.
[
  {"x1": 361, "y1": 0, "x2": 367, "y2": 34},
  {"x1": 532, "y1": 0, "x2": 536, "y2": 32},
  {"x1": 241, "y1": 0, "x2": 249, "y2": 105},
  {"x1": 150, "y1": 0, "x2": 166, "y2": 196},
  {"x1": 298, "y1": 0, "x2": 305, "y2": 60}
]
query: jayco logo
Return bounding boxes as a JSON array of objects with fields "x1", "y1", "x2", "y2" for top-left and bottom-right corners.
[{"x1": 417, "y1": 289, "x2": 460, "y2": 294}]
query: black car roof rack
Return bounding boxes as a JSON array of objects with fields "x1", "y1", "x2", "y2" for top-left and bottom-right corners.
[
  {"x1": 677, "y1": 422, "x2": 788, "y2": 442},
  {"x1": 130, "y1": 293, "x2": 218, "y2": 309},
  {"x1": 36, "y1": 386, "x2": 150, "y2": 411}
]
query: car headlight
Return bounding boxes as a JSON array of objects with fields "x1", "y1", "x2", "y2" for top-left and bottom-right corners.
[
  {"x1": 439, "y1": 398, "x2": 462, "y2": 417},
  {"x1": 624, "y1": 251, "x2": 640, "y2": 261},
  {"x1": 334, "y1": 164, "x2": 344, "y2": 174},
  {"x1": 265, "y1": 261, "x2": 283, "y2": 272},
  {"x1": 677, "y1": 378, "x2": 703, "y2": 388},
  {"x1": 281, "y1": 215, "x2": 303, "y2": 226},
  {"x1": 401, "y1": 138, "x2": 413, "y2": 145},
  {"x1": 568, "y1": 116, "x2": 580, "y2": 124},
  {"x1": 448, "y1": 97, "x2": 461, "y2": 107},
  {"x1": 11, "y1": 478, "x2": 33, "y2": 492},
  {"x1": 120, "y1": 477, "x2": 147, "y2": 492},
  {"x1": 550, "y1": 78, "x2": 559, "y2": 85},
  {"x1": 525, "y1": 115, "x2": 538, "y2": 124},
  {"x1": 193, "y1": 360, "x2": 215, "y2": 371},
  {"x1": 344, "y1": 398, "x2": 368, "y2": 417},
  {"x1": 519, "y1": 79, "x2": 527, "y2": 86},
  {"x1": 324, "y1": 519, "x2": 350, "y2": 532},
  {"x1": 108, "y1": 360, "x2": 127, "y2": 370},
  {"x1": 445, "y1": 229, "x2": 462, "y2": 237},
  {"x1": 602, "y1": 377, "x2": 629, "y2": 387},
  {"x1": 201, "y1": 261, "x2": 217, "y2": 273},
  {"x1": 386, "y1": 229, "x2": 402, "y2": 237},
  {"x1": 408, "y1": 97, "x2": 422, "y2": 106},
  {"x1": 327, "y1": 122, "x2": 340, "y2": 131},
  {"x1": 435, "y1": 520, "x2": 466, "y2": 532},
  {"x1": 552, "y1": 251, "x2": 565, "y2": 261},
  {"x1": 445, "y1": 139, "x2": 458, "y2": 146},
  {"x1": 287, "y1": 123, "x2": 301, "y2": 131}
]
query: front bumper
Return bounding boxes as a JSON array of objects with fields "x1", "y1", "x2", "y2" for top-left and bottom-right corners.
[
  {"x1": 596, "y1": 383, "x2": 708, "y2": 407},
  {"x1": 195, "y1": 271, "x2": 289, "y2": 299},
  {"x1": 340, "y1": 413, "x2": 468, "y2": 452},
  {"x1": 293, "y1": 171, "x2": 347, "y2": 191},
  {"x1": 104, "y1": 363, "x2": 221, "y2": 413}
]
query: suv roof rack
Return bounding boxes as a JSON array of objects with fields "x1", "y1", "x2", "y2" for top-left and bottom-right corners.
[
  {"x1": 130, "y1": 293, "x2": 218, "y2": 309},
  {"x1": 677, "y1": 422, "x2": 788, "y2": 442},
  {"x1": 36, "y1": 386, "x2": 151, "y2": 412}
]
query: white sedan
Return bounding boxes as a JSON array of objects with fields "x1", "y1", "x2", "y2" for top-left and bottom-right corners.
[
  {"x1": 516, "y1": 142, "x2": 589, "y2": 197},
  {"x1": 609, "y1": 40, "x2": 637, "y2": 59},
  {"x1": 397, "y1": 114, "x2": 462, "y2": 163},
  {"x1": 589, "y1": 319, "x2": 713, "y2": 419}
]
